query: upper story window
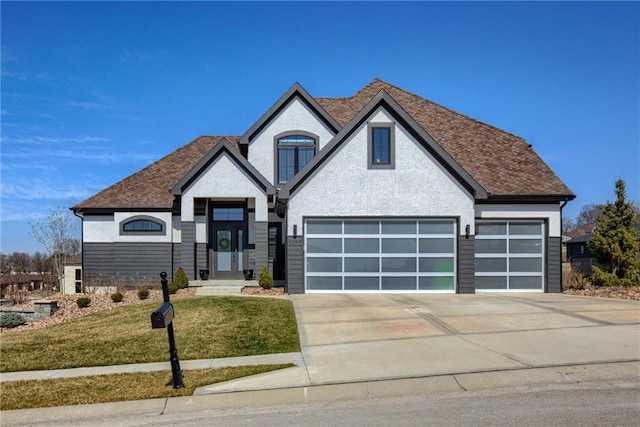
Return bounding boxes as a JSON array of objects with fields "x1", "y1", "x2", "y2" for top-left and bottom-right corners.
[
  {"x1": 368, "y1": 123, "x2": 395, "y2": 169},
  {"x1": 120, "y1": 217, "x2": 165, "y2": 235},
  {"x1": 277, "y1": 134, "x2": 316, "y2": 184}
]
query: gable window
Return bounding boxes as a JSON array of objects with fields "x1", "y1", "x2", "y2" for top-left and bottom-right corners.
[
  {"x1": 368, "y1": 123, "x2": 395, "y2": 169},
  {"x1": 120, "y1": 217, "x2": 165, "y2": 235},
  {"x1": 277, "y1": 134, "x2": 316, "y2": 184}
]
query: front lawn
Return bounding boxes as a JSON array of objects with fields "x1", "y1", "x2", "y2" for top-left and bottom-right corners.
[
  {"x1": 1, "y1": 296, "x2": 300, "y2": 372},
  {"x1": 1, "y1": 364, "x2": 294, "y2": 410}
]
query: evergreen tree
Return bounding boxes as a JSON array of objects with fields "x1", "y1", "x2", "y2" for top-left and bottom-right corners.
[{"x1": 588, "y1": 179, "x2": 640, "y2": 286}]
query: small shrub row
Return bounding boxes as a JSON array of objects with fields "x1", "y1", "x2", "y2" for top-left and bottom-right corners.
[
  {"x1": 110, "y1": 292, "x2": 123, "y2": 303},
  {"x1": 137, "y1": 288, "x2": 150, "y2": 300},
  {"x1": 0, "y1": 312, "x2": 27, "y2": 329}
]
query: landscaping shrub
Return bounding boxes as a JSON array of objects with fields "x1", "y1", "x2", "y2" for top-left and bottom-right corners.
[
  {"x1": 137, "y1": 288, "x2": 150, "y2": 300},
  {"x1": 168, "y1": 282, "x2": 179, "y2": 294},
  {"x1": 259, "y1": 266, "x2": 273, "y2": 289},
  {"x1": 0, "y1": 312, "x2": 27, "y2": 329},
  {"x1": 110, "y1": 292, "x2": 124, "y2": 303},
  {"x1": 173, "y1": 267, "x2": 189, "y2": 289},
  {"x1": 76, "y1": 297, "x2": 91, "y2": 308}
]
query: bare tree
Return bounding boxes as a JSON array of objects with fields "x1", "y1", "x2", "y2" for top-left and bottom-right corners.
[
  {"x1": 30, "y1": 207, "x2": 80, "y2": 290},
  {"x1": 575, "y1": 203, "x2": 603, "y2": 227},
  {"x1": 6, "y1": 252, "x2": 32, "y2": 273},
  {"x1": 31, "y1": 251, "x2": 52, "y2": 274}
]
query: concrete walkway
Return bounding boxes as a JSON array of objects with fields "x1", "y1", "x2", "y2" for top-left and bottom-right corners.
[{"x1": 2, "y1": 293, "x2": 639, "y2": 425}]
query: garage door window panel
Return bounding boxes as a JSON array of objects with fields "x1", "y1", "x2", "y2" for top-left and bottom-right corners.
[
  {"x1": 345, "y1": 277, "x2": 379, "y2": 290},
  {"x1": 382, "y1": 257, "x2": 416, "y2": 272},
  {"x1": 382, "y1": 277, "x2": 416, "y2": 290},
  {"x1": 307, "y1": 277, "x2": 342, "y2": 290},
  {"x1": 420, "y1": 277, "x2": 454, "y2": 291},
  {"x1": 382, "y1": 238, "x2": 416, "y2": 253},
  {"x1": 419, "y1": 257, "x2": 454, "y2": 273},
  {"x1": 419, "y1": 238, "x2": 454, "y2": 253},
  {"x1": 345, "y1": 258, "x2": 379, "y2": 273},
  {"x1": 307, "y1": 238, "x2": 342, "y2": 253},
  {"x1": 307, "y1": 257, "x2": 342, "y2": 273},
  {"x1": 344, "y1": 221, "x2": 379, "y2": 234},
  {"x1": 345, "y1": 238, "x2": 379, "y2": 253}
]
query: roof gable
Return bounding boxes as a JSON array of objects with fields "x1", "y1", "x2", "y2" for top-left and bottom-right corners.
[
  {"x1": 171, "y1": 138, "x2": 275, "y2": 195},
  {"x1": 240, "y1": 83, "x2": 342, "y2": 145},
  {"x1": 280, "y1": 90, "x2": 487, "y2": 199},
  {"x1": 317, "y1": 79, "x2": 574, "y2": 199}
]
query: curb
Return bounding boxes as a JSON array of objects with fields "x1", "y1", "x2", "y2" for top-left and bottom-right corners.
[{"x1": 3, "y1": 361, "x2": 639, "y2": 426}]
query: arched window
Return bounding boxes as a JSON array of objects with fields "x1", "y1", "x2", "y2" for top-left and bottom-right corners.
[
  {"x1": 277, "y1": 134, "x2": 316, "y2": 184},
  {"x1": 120, "y1": 217, "x2": 165, "y2": 235}
]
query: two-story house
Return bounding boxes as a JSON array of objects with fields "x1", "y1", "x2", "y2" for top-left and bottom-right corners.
[{"x1": 72, "y1": 79, "x2": 574, "y2": 293}]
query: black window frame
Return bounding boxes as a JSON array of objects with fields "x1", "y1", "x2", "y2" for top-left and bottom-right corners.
[
  {"x1": 120, "y1": 216, "x2": 166, "y2": 236},
  {"x1": 368, "y1": 123, "x2": 395, "y2": 169},
  {"x1": 275, "y1": 132, "x2": 317, "y2": 185}
]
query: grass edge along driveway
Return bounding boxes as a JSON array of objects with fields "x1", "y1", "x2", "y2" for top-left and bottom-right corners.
[{"x1": 1, "y1": 295, "x2": 301, "y2": 373}]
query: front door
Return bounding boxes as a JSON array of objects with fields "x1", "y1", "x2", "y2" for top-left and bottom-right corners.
[{"x1": 211, "y1": 206, "x2": 245, "y2": 279}]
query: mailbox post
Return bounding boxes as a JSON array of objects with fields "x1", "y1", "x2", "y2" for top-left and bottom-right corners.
[{"x1": 151, "y1": 271, "x2": 184, "y2": 389}]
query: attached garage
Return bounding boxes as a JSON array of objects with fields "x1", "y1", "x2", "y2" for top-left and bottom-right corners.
[
  {"x1": 474, "y1": 221, "x2": 545, "y2": 291},
  {"x1": 304, "y1": 218, "x2": 457, "y2": 293}
]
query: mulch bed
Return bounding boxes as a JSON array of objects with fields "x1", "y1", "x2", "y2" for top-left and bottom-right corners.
[
  {"x1": 563, "y1": 285, "x2": 640, "y2": 300},
  {"x1": 241, "y1": 286, "x2": 286, "y2": 296}
]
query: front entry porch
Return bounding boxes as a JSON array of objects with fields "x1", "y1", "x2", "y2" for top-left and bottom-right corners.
[{"x1": 192, "y1": 279, "x2": 258, "y2": 295}]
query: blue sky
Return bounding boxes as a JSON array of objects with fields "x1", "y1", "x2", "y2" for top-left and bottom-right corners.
[{"x1": 1, "y1": 1, "x2": 639, "y2": 254}]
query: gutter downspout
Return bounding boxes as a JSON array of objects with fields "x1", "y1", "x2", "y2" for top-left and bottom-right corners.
[{"x1": 559, "y1": 199, "x2": 570, "y2": 291}]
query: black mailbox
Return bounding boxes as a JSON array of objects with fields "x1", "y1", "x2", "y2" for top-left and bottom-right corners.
[{"x1": 151, "y1": 302, "x2": 174, "y2": 329}]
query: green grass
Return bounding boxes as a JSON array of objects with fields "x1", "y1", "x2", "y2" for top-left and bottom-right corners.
[
  {"x1": 1, "y1": 364, "x2": 294, "y2": 410},
  {"x1": 0, "y1": 296, "x2": 300, "y2": 372}
]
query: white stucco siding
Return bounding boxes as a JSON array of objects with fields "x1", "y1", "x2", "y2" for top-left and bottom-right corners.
[
  {"x1": 248, "y1": 98, "x2": 336, "y2": 184},
  {"x1": 475, "y1": 205, "x2": 562, "y2": 237},
  {"x1": 287, "y1": 108, "x2": 475, "y2": 235},
  {"x1": 181, "y1": 154, "x2": 268, "y2": 222},
  {"x1": 83, "y1": 212, "x2": 173, "y2": 243}
]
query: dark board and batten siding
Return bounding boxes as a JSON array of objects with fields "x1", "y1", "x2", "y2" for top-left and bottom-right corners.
[
  {"x1": 181, "y1": 221, "x2": 196, "y2": 280},
  {"x1": 286, "y1": 236, "x2": 304, "y2": 294},
  {"x1": 457, "y1": 236, "x2": 475, "y2": 294},
  {"x1": 254, "y1": 222, "x2": 269, "y2": 272},
  {"x1": 83, "y1": 242, "x2": 173, "y2": 283},
  {"x1": 196, "y1": 243, "x2": 207, "y2": 277},
  {"x1": 547, "y1": 236, "x2": 562, "y2": 293}
]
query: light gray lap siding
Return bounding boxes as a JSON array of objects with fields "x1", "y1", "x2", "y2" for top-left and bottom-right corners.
[
  {"x1": 286, "y1": 236, "x2": 304, "y2": 294},
  {"x1": 547, "y1": 236, "x2": 562, "y2": 293},
  {"x1": 83, "y1": 242, "x2": 172, "y2": 284},
  {"x1": 457, "y1": 236, "x2": 475, "y2": 294}
]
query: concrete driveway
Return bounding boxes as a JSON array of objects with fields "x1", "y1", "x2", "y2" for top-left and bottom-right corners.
[{"x1": 199, "y1": 293, "x2": 639, "y2": 394}]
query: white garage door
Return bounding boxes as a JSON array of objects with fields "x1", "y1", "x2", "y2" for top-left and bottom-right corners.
[
  {"x1": 305, "y1": 218, "x2": 457, "y2": 292},
  {"x1": 474, "y1": 221, "x2": 545, "y2": 291}
]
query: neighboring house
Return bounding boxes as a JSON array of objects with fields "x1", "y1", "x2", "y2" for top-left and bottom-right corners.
[
  {"x1": 72, "y1": 79, "x2": 575, "y2": 293},
  {"x1": 62, "y1": 254, "x2": 83, "y2": 294}
]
